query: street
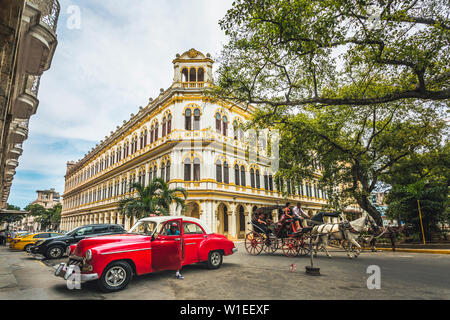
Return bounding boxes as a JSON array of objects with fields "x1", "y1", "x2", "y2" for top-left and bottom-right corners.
[{"x1": 0, "y1": 243, "x2": 449, "y2": 300}]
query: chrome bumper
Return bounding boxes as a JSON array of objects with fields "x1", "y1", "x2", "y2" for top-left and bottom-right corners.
[
  {"x1": 54, "y1": 263, "x2": 99, "y2": 282},
  {"x1": 232, "y1": 247, "x2": 238, "y2": 253}
]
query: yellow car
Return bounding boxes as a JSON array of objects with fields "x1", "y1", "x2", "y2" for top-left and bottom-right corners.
[
  {"x1": 10, "y1": 232, "x2": 62, "y2": 252},
  {"x1": 6, "y1": 231, "x2": 29, "y2": 243}
]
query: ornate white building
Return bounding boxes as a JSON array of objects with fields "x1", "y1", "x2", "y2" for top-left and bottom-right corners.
[{"x1": 60, "y1": 49, "x2": 328, "y2": 239}]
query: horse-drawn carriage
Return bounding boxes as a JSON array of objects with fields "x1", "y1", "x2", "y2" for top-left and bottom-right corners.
[{"x1": 244, "y1": 206, "x2": 342, "y2": 257}]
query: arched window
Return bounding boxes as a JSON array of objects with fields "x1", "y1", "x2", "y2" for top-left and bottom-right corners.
[
  {"x1": 239, "y1": 206, "x2": 245, "y2": 232},
  {"x1": 197, "y1": 67, "x2": 204, "y2": 82},
  {"x1": 154, "y1": 122, "x2": 159, "y2": 141},
  {"x1": 215, "y1": 113, "x2": 221, "y2": 133},
  {"x1": 152, "y1": 166, "x2": 157, "y2": 180},
  {"x1": 167, "y1": 114, "x2": 172, "y2": 134},
  {"x1": 165, "y1": 162, "x2": 170, "y2": 182},
  {"x1": 189, "y1": 68, "x2": 196, "y2": 82},
  {"x1": 184, "y1": 158, "x2": 191, "y2": 181},
  {"x1": 143, "y1": 130, "x2": 148, "y2": 147},
  {"x1": 193, "y1": 158, "x2": 200, "y2": 181},
  {"x1": 222, "y1": 116, "x2": 228, "y2": 136},
  {"x1": 241, "y1": 166, "x2": 246, "y2": 186},
  {"x1": 234, "y1": 164, "x2": 240, "y2": 186},
  {"x1": 140, "y1": 132, "x2": 144, "y2": 150},
  {"x1": 250, "y1": 168, "x2": 255, "y2": 188},
  {"x1": 150, "y1": 125, "x2": 154, "y2": 143},
  {"x1": 193, "y1": 108, "x2": 200, "y2": 130},
  {"x1": 223, "y1": 162, "x2": 229, "y2": 184},
  {"x1": 264, "y1": 173, "x2": 268, "y2": 190},
  {"x1": 256, "y1": 169, "x2": 260, "y2": 189},
  {"x1": 148, "y1": 168, "x2": 152, "y2": 183},
  {"x1": 160, "y1": 163, "x2": 165, "y2": 181},
  {"x1": 162, "y1": 117, "x2": 167, "y2": 137},
  {"x1": 223, "y1": 206, "x2": 228, "y2": 232},
  {"x1": 216, "y1": 160, "x2": 222, "y2": 183},
  {"x1": 181, "y1": 68, "x2": 188, "y2": 82},
  {"x1": 269, "y1": 175, "x2": 273, "y2": 191},
  {"x1": 233, "y1": 121, "x2": 239, "y2": 140},
  {"x1": 185, "y1": 109, "x2": 192, "y2": 130}
]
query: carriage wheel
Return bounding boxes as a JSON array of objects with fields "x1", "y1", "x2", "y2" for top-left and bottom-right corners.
[
  {"x1": 262, "y1": 235, "x2": 278, "y2": 254},
  {"x1": 297, "y1": 235, "x2": 311, "y2": 256},
  {"x1": 282, "y1": 238, "x2": 299, "y2": 257},
  {"x1": 245, "y1": 232, "x2": 264, "y2": 255}
]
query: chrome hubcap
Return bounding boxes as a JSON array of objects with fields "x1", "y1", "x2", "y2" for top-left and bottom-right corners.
[
  {"x1": 105, "y1": 266, "x2": 126, "y2": 287},
  {"x1": 211, "y1": 252, "x2": 221, "y2": 266},
  {"x1": 49, "y1": 248, "x2": 61, "y2": 257}
]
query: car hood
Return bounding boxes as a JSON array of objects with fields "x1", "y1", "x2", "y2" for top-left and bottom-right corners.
[{"x1": 74, "y1": 234, "x2": 151, "y2": 257}]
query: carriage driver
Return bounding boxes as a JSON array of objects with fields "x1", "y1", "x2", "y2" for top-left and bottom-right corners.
[{"x1": 292, "y1": 202, "x2": 310, "y2": 231}]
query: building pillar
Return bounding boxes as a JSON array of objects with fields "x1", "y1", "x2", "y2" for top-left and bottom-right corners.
[{"x1": 230, "y1": 203, "x2": 237, "y2": 240}]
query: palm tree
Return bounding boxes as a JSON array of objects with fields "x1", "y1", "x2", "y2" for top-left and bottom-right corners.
[{"x1": 118, "y1": 178, "x2": 187, "y2": 221}]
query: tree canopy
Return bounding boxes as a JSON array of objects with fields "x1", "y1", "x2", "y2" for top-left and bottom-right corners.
[
  {"x1": 213, "y1": 0, "x2": 449, "y2": 108},
  {"x1": 211, "y1": 0, "x2": 449, "y2": 226},
  {"x1": 118, "y1": 178, "x2": 187, "y2": 220}
]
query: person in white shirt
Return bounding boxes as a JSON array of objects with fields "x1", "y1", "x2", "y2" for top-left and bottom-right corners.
[{"x1": 292, "y1": 203, "x2": 310, "y2": 229}]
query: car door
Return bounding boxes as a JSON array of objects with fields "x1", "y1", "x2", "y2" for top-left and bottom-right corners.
[
  {"x1": 151, "y1": 219, "x2": 184, "y2": 272},
  {"x1": 182, "y1": 222, "x2": 206, "y2": 265}
]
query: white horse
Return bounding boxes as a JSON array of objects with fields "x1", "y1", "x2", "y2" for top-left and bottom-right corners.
[{"x1": 311, "y1": 212, "x2": 378, "y2": 259}]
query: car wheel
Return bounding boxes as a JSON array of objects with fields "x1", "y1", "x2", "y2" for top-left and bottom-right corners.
[
  {"x1": 46, "y1": 246, "x2": 64, "y2": 259},
  {"x1": 24, "y1": 244, "x2": 33, "y2": 253},
  {"x1": 98, "y1": 261, "x2": 132, "y2": 292},
  {"x1": 207, "y1": 250, "x2": 223, "y2": 270}
]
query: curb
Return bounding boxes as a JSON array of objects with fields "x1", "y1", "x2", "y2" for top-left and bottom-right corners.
[{"x1": 362, "y1": 247, "x2": 450, "y2": 254}]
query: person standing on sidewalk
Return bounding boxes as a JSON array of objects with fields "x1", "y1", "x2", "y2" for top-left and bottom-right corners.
[{"x1": 0, "y1": 230, "x2": 5, "y2": 245}]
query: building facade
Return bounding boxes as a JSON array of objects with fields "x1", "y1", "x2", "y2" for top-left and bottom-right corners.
[
  {"x1": 0, "y1": 0, "x2": 60, "y2": 209},
  {"x1": 31, "y1": 188, "x2": 61, "y2": 209},
  {"x1": 60, "y1": 49, "x2": 329, "y2": 239}
]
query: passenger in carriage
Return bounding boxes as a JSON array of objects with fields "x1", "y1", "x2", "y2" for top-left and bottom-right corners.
[
  {"x1": 256, "y1": 211, "x2": 271, "y2": 236},
  {"x1": 278, "y1": 203, "x2": 295, "y2": 234}
]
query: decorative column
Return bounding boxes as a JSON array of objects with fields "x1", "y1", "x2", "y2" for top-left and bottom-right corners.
[{"x1": 230, "y1": 203, "x2": 237, "y2": 240}]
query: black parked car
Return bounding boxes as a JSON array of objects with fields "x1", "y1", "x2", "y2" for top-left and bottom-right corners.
[{"x1": 30, "y1": 224, "x2": 126, "y2": 259}]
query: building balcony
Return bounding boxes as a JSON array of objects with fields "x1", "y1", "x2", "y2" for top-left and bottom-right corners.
[
  {"x1": 5, "y1": 159, "x2": 19, "y2": 171},
  {"x1": 7, "y1": 143, "x2": 23, "y2": 160},
  {"x1": 20, "y1": 0, "x2": 60, "y2": 76},
  {"x1": 11, "y1": 74, "x2": 40, "y2": 119},
  {"x1": 180, "y1": 82, "x2": 210, "y2": 89},
  {"x1": 8, "y1": 120, "x2": 29, "y2": 144}
]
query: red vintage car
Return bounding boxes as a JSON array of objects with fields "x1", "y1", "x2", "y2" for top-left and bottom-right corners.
[{"x1": 54, "y1": 216, "x2": 237, "y2": 291}]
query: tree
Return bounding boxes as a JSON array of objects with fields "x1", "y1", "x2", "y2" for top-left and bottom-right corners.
[
  {"x1": 0, "y1": 204, "x2": 23, "y2": 229},
  {"x1": 118, "y1": 179, "x2": 187, "y2": 221},
  {"x1": 385, "y1": 180, "x2": 448, "y2": 240},
  {"x1": 384, "y1": 144, "x2": 449, "y2": 237},
  {"x1": 212, "y1": 0, "x2": 449, "y2": 108},
  {"x1": 211, "y1": 0, "x2": 449, "y2": 225},
  {"x1": 26, "y1": 203, "x2": 62, "y2": 231},
  {"x1": 253, "y1": 100, "x2": 446, "y2": 225},
  {"x1": 25, "y1": 204, "x2": 46, "y2": 217}
]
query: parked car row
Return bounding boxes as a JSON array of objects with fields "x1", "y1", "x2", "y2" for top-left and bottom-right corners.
[{"x1": 7, "y1": 216, "x2": 238, "y2": 292}]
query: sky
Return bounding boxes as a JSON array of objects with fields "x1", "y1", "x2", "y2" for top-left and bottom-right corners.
[{"x1": 9, "y1": 0, "x2": 234, "y2": 209}]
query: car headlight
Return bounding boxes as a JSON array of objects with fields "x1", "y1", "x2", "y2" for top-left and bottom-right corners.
[{"x1": 85, "y1": 249, "x2": 92, "y2": 261}]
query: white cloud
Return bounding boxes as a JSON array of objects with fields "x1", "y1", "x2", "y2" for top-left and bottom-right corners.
[{"x1": 9, "y1": 0, "x2": 234, "y2": 207}]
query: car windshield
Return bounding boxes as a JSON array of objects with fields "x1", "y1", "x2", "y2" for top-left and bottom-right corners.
[
  {"x1": 128, "y1": 221, "x2": 158, "y2": 236},
  {"x1": 65, "y1": 226, "x2": 81, "y2": 236}
]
